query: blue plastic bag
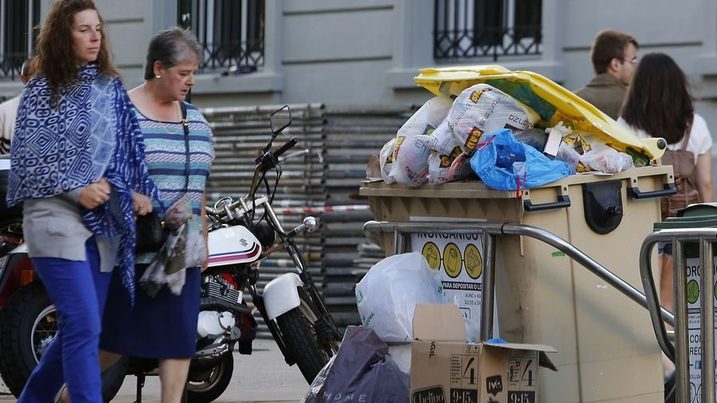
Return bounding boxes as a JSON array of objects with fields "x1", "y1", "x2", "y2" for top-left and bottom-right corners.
[{"x1": 470, "y1": 129, "x2": 574, "y2": 191}]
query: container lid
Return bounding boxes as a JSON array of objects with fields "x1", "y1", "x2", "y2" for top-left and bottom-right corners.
[
  {"x1": 413, "y1": 65, "x2": 666, "y2": 161},
  {"x1": 654, "y1": 203, "x2": 717, "y2": 230}
]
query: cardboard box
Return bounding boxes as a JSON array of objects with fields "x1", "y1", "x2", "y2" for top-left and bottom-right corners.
[{"x1": 410, "y1": 304, "x2": 556, "y2": 403}]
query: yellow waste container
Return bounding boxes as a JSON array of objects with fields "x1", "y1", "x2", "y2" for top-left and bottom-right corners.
[{"x1": 362, "y1": 65, "x2": 674, "y2": 402}]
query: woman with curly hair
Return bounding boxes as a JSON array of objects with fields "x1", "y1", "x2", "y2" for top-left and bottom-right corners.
[{"x1": 6, "y1": 1, "x2": 157, "y2": 401}]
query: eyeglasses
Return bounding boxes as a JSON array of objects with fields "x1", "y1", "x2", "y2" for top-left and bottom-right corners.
[{"x1": 622, "y1": 56, "x2": 639, "y2": 65}]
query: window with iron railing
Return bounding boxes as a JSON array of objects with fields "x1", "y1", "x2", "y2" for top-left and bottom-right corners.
[
  {"x1": 179, "y1": 0, "x2": 264, "y2": 73},
  {"x1": 0, "y1": 0, "x2": 40, "y2": 81},
  {"x1": 434, "y1": 0, "x2": 542, "y2": 61}
]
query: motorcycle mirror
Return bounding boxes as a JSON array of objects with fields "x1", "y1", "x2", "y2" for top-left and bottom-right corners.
[
  {"x1": 213, "y1": 196, "x2": 234, "y2": 210},
  {"x1": 270, "y1": 105, "x2": 292, "y2": 137},
  {"x1": 303, "y1": 216, "x2": 319, "y2": 233}
]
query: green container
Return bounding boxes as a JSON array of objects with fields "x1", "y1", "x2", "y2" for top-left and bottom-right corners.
[{"x1": 654, "y1": 203, "x2": 717, "y2": 256}]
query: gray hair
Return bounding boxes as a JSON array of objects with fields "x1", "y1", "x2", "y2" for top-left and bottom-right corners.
[{"x1": 144, "y1": 27, "x2": 202, "y2": 80}]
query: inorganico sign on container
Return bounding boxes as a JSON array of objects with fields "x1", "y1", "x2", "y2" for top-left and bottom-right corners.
[
  {"x1": 684, "y1": 256, "x2": 717, "y2": 402},
  {"x1": 410, "y1": 220, "x2": 487, "y2": 342}
]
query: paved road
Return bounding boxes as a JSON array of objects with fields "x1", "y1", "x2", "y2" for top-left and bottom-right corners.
[{"x1": 0, "y1": 339, "x2": 310, "y2": 402}]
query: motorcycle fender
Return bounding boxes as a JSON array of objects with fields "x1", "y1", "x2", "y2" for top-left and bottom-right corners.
[
  {"x1": 263, "y1": 273, "x2": 304, "y2": 321},
  {"x1": 0, "y1": 251, "x2": 31, "y2": 307}
]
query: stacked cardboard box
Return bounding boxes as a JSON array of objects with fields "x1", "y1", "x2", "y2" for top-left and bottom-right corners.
[{"x1": 410, "y1": 304, "x2": 556, "y2": 403}]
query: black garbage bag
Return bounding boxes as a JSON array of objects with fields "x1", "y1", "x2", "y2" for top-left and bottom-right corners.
[{"x1": 302, "y1": 326, "x2": 409, "y2": 403}]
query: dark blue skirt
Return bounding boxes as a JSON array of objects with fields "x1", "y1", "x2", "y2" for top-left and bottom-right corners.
[{"x1": 100, "y1": 265, "x2": 200, "y2": 359}]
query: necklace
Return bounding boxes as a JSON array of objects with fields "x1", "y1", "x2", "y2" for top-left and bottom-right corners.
[{"x1": 161, "y1": 122, "x2": 181, "y2": 135}]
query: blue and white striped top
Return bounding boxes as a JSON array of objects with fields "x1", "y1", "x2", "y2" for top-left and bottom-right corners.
[{"x1": 134, "y1": 102, "x2": 214, "y2": 264}]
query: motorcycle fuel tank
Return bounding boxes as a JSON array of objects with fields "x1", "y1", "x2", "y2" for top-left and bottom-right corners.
[{"x1": 207, "y1": 226, "x2": 262, "y2": 267}]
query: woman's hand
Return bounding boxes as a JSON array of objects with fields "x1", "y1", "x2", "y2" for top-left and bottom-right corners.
[
  {"x1": 132, "y1": 191, "x2": 154, "y2": 216},
  {"x1": 78, "y1": 178, "x2": 111, "y2": 209}
]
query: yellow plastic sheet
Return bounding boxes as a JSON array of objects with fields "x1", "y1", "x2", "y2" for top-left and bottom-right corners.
[{"x1": 414, "y1": 65, "x2": 666, "y2": 161}]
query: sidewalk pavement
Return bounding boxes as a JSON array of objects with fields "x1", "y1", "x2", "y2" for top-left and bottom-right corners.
[{"x1": 0, "y1": 338, "x2": 309, "y2": 402}]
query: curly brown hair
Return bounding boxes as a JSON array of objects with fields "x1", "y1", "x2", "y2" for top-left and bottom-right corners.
[{"x1": 36, "y1": 0, "x2": 118, "y2": 106}]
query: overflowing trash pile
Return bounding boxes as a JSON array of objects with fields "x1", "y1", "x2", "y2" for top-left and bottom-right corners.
[
  {"x1": 379, "y1": 66, "x2": 665, "y2": 190},
  {"x1": 302, "y1": 253, "x2": 557, "y2": 403}
]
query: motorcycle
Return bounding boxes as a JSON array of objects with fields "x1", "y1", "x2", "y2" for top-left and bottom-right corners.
[{"x1": 0, "y1": 106, "x2": 340, "y2": 402}]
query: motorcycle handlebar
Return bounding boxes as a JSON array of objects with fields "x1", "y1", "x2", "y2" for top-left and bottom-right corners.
[
  {"x1": 207, "y1": 139, "x2": 299, "y2": 221},
  {"x1": 273, "y1": 138, "x2": 297, "y2": 160}
]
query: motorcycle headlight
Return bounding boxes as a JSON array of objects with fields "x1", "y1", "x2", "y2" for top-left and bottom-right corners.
[{"x1": 252, "y1": 222, "x2": 275, "y2": 250}]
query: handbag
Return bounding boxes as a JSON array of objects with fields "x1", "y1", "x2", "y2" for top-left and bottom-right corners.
[
  {"x1": 135, "y1": 102, "x2": 190, "y2": 253},
  {"x1": 135, "y1": 212, "x2": 166, "y2": 253}
]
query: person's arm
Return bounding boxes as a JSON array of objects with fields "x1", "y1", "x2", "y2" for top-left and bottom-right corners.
[
  {"x1": 695, "y1": 150, "x2": 714, "y2": 202},
  {"x1": 67, "y1": 178, "x2": 111, "y2": 209},
  {"x1": 201, "y1": 192, "x2": 209, "y2": 272},
  {"x1": 59, "y1": 187, "x2": 83, "y2": 204}
]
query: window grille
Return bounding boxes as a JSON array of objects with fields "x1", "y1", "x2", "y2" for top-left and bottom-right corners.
[
  {"x1": 179, "y1": 0, "x2": 265, "y2": 73},
  {"x1": 0, "y1": 0, "x2": 40, "y2": 80},
  {"x1": 434, "y1": 0, "x2": 542, "y2": 61}
]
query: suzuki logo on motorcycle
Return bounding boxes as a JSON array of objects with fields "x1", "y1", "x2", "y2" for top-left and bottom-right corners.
[{"x1": 240, "y1": 239, "x2": 248, "y2": 246}]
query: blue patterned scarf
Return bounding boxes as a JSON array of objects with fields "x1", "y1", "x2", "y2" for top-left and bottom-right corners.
[{"x1": 7, "y1": 63, "x2": 159, "y2": 301}]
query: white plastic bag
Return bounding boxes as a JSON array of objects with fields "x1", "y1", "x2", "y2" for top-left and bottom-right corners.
[
  {"x1": 580, "y1": 146, "x2": 634, "y2": 174},
  {"x1": 379, "y1": 138, "x2": 396, "y2": 183},
  {"x1": 355, "y1": 253, "x2": 443, "y2": 342},
  {"x1": 396, "y1": 96, "x2": 453, "y2": 139},
  {"x1": 389, "y1": 135, "x2": 435, "y2": 187},
  {"x1": 389, "y1": 97, "x2": 452, "y2": 186},
  {"x1": 428, "y1": 84, "x2": 539, "y2": 184}
]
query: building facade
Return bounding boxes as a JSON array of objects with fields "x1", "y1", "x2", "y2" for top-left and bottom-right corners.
[{"x1": 1, "y1": 0, "x2": 716, "y2": 150}]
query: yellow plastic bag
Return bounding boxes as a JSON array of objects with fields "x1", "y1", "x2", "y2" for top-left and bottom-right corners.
[{"x1": 414, "y1": 65, "x2": 666, "y2": 163}]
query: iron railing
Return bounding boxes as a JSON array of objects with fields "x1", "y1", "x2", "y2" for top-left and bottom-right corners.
[
  {"x1": 0, "y1": 0, "x2": 40, "y2": 81},
  {"x1": 434, "y1": 0, "x2": 542, "y2": 61},
  {"x1": 180, "y1": 0, "x2": 264, "y2": 73}
]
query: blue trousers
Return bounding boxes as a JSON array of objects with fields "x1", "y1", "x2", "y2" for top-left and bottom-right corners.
[{"x1": 18, "y1": 239, "x2": 111, "y2": 403}]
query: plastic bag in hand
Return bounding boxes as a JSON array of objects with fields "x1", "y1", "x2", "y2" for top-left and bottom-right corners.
[
  {"x1": 301, "y1": 326, "x2": 409, "y2": 403},
  {"x1": 355, "y1": 252, "x2": 443, "y2": 342}
]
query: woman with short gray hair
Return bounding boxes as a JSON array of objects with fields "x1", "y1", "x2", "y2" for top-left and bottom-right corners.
[{"x1": 100, "y1": 27, "x2": 215, "y2": 403}]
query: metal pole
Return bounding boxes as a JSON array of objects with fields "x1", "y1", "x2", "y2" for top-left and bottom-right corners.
[
  {"x1": 701, "y1": 238, "x2": 715, "y2": 403},
  {"x1": 673, "y1": 239, "x2": 690, "y2": 403},
  {"x1": 393, "y1": 228, "x2": 405, "y2": 255},
  {"x1": 499, "y1": 223, "x2": 673, "y2": 320},
  {"x1": 481, "y1": 233, "x2": 496, "y2": 340},
  {"x1": 639, "y1": 238, "x2": 675, "y2": 359},
  {"x1": 364, "y1": 220, "x2": 676, "y2": 323}
]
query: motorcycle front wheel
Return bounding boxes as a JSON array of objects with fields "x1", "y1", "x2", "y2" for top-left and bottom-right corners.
[
  {"x1": 275, "y1": 288, "x2": 337, "y2": 384},
  {"x1": 0, "y1": 282, "x2": 56, "y2": 397}
]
